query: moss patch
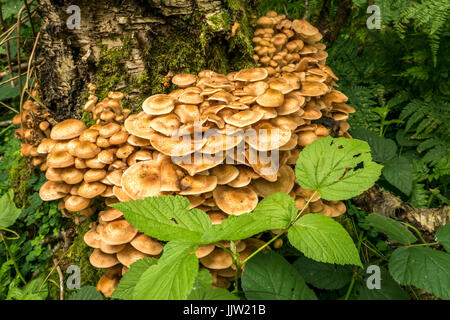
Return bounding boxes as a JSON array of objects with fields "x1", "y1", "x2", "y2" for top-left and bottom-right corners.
[{"x1": 9, "y1": 157, "x2": 33, "y2": 209}]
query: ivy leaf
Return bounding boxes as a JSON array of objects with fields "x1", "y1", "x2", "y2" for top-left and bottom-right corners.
[
  {"x1": 436, "y1": 222, "x2": 450, "y2": 253},
  {"x1": 351, "y1": 128, "x2": 397, "y2": 162},
  {"x1": 133, "y1": 240, "x2": 199, "y2": 300},
  {"x1": 68, "y1": 286, "x2": 104, "y2": 300},
  {"x1": 0, "y1": 189, "x2": 21, "y2": 228},
  {"x1": 287, "y1": 214, "x2": 362, "y2": 266},
  {"x1": 293, "y1": 256, "x2": 353, "y2": 290},
  {"x1": 112, "y1": 195, "x2": 212, "y2": 242},
  {"x1": 355, "y1": 267, "x2": 410, "y2": 300},
  {"x1": 242, "y1": 251, "x2": 317, "y2": 300},
  {"x1": 365, "y1": 214, "x2": 417, "y2": 245},
  {"x1": 295, "y1": 136, "x2": 383, "y2": 201},
  {"x1": 389, "y1": 247, "x2": 450, "y2": 300},
  {"x1": 111, "y1": 258, "x2": 158, "y2": 300},
  {"x1": 382, "y1": 157, "x2": 413, "y2": 196},
  {"x1": 188, "y1": 269, "x2": 238, "y2": 300},
  {"x1": 201, "y1": 193, "x2": 296, "y2": 243}
]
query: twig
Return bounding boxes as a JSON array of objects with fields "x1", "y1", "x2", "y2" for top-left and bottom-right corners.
[
  {"x1": 303, "y1": 0, "x2": 309, "y2": 19},
  {"x1": 53, "y1": 256, "x2": 64, "y2": 300},
  {"x1": 0, "y1": 7, "x2": 14, "y2": 87},
  {"x1": 0, "y1": 61, "x2": 32, "y2": 79},
  {"x1": 17, "y1": 6, "x2": 26, "y2": 97},
  {"x1": 0, "y1": 120, "x2": 12, "y2": 126},
  {"x1": 0, "y1": 71, "x2": 28, "y2": 87},
  {"x1": 0, "y1": 100, "x2": 19, "y2": 113},
  {"x1": 23, "y1": 0, "x2": 36, "y2": 37},
  {"x1": 0, "y1": 7, "x2": 37, "y2": 46}
]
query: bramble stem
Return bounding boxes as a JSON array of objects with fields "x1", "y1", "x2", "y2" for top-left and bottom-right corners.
[{"x1": 0, "y1": 232, "x2": 26, "y2": 284}]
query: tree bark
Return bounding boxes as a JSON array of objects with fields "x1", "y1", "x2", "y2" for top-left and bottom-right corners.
[{"x1": 36, "y1": 0, "x2": 258, "y2": 121}]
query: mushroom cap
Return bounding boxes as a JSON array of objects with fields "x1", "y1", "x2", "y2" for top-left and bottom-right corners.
[
  {"x1": 235, "y1": 68, "x2": 268, "y2": 82},
  {"x1": 65, "y1": 195, "x2": 91, "y2": 212},
  {"x1": 100, "y1": 219, "x2": 138, "y2": 245},
  {"x1": 160, "y1": 159, "x2": 181, "y2": 192},
  {"x1": 174, "y1": 104, "x2": 200, "y2": 123},
  {"x1": 195, "y1": 244, "x2": 215, "y2": 258},
  {"x1": 172, "y1": 73, "x2": 197, "y2": 88},
  {"x1": 121, "y1": 160, "x2": 162, "y2": 200},
  {"x1": 251, "y1": 165, "x2": 295, "y2": 197},
  {"x1": 124, "y1": 112, "x2": 155, "y2": 139},
  {"x1": 79, "y1": 128, "x2": 100, "y2": 143},
  {"x1": 223, "y1": 110, "x2": 264, "y2": 127},
  {"x1": 228, "y1": 166, "x2": 255, "y2": 188},
  {"x1": 71, "y1": 141, "x2": 101, "y2": 159},
  {"x1": 50, "y1": 119, "x2": 86, "y2": 140},
  {"x1": 142, "y1": 94, "x2": 176, "y2": 115},
  {"x1": 127, "y1": 135, "x2": 151, "y2": 147},
  {"x1": 89, "y1": 248, "x2": 120, "y2": 268},
  {"x1": 84, "y1": 169, "x2": 107, "y2": 183},
  {"x1": 84, "y1": 228, "x2": 102, "y2": 248},
  {"x1": 130, "y1": 234, "x2": 163, "y2": 255},
  {"x1": 100, "y1": 242, "x2": 126, "y2": 254},
  {"x1": 277, "y1": 94, "x2": 301, "y2": 115},
  {"x1": 245, "y1": 148, "x2": 279, "y2": 181},
  {"x1": 178, "y1": 90, "x2": 204, "y2": 105},
  {"x1": 112, "y1": 186, "x2": 133, "y2": 202},
  {"x1": 210, "y1": 164, "x2": 239, "y2": 185},
  {"x1": 99, "y1": 207, "x2": 124, "y2": 222},
  {"x1": 208, "y1": 211, "x2": 228, "y2": 225},
  {"x1": 96, "y1": 271, "x2": 120, "y2": 298},
  {"x1": 150, "y1": 132, "x2": 204, "y2": 157},
  {"x1": 179, "y1": 175, "x2": 218, "y2": 195},
  {"x1": 201, "y1": 131, "x2": 243, "y2": 154},
  {"x1": 256, "y1": 88, "x2": 284, "y2": 107},
  {"x1": 246, "y1": 121, "x2": 292, "y2": 151},
  {"x1": 149, "y1": 114, "x2": 181, "y2": 136},
  {"x1": 213, "y1": 185, "x2": 258, "y2": 215},
  {"x1": 99, "y1": 123, "x2": 121, "y2": 138},
  {"x1": 60, "y1": 167, "x2": 84, "y2": 184},
  {"x1": 39, "y1": 181, "x2": 70, "y2": 201},
  {"x1": 77, "y1": 181, "x2": 107, "y2": 199},
  {"x1": 199, "y1": 248, "x2": 233, "y2": 269},
  {"x1": 298, "y1": 81, "x2": 329, "y2": 96},
  {"x1": 106, "y1": 169, "x2": 124, "y2": 187},
  {"x1": 172, "y1": 152, "x2": 225, "y2": 176},
  {"x1": 292, "y1": 19, "x2": 319, "y2": 37},
  {"x1": 297, "y1": 131, "x2": 319, "y2": 147},
  {"x1": 46, "y1": 151, "x2": 75, "y2": 168},
  {"x1": 116, "y1": 244, "x2": 150, "y2": 268},
  {"x1": 37, "y1": 138, "x2": 57, "y2": 154}
]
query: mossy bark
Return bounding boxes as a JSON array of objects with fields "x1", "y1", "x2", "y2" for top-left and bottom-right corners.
[{"x1": 37, "y1": 0, "x2": 258, "y2": 121}]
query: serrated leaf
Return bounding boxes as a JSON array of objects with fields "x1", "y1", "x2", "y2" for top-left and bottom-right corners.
[
  {"x1": 188, "y1": 269, "x2": 238, "y2": 300},
  {"x1": 436, "y1": 223, "x2": 450, "y2": 253},
  {"x1": 68, "y1": 286, "x2": 103, "y2": 300},
  {"x1": 365, "y1": 214, "x2": 417, "y2": 245},
  {"x1": 133, "y1": 240, "x2": 199, "y2": 300},
  {"x1": 112, "y1": 258, "x2": 158, "y2": 300},
  {"x1": 287, "y1": 214, "x2": 362, "y2": 266},
  {"x1": 293, "y1": 256, "x2": 353, "y2": 290},
  {"x1": 242, "y1": 251, "x2": 317, "y2": 300},
  {"x1": 382, "y1": 157, "x2": 413, "y2": 196},
  {"x1": 356, "y1": 267, "x2": 410, "y2": 300},
  {"x1": 0, "y1": 189, "x2": 21, "y2": 228},
  {"x1": 112, "y1": 195, "x2": 212, "y2": 242},
  {"x1": 351, "y1": 128, "x2": 397, "y2": 162},
  {"x1": 396, "y1": 130, "x2": 419, "y2": 147},
  {"x1": 295, "y1": 136, "x2": 383, "y2": 201},
  {"x1": 389, "y1": 246, "x2": 450, "y2": 299},
  {"x1": 201, "y1": 193, "x2": 296, "y2": 243}
]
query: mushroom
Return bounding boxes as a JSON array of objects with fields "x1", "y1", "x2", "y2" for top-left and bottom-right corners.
[
  {"x1": 89, "y1": 249, "x2": 120, "y2": 268},
  {"x1": 99, "y1": 219, "x2": 138, "y2": 245},
  {"x1": 213, "y1": 185, "x2": 258, "y2": 216}
]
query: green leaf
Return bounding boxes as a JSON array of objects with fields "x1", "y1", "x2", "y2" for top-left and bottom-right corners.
[
  {"x1": 436, "y1": 223, "x2": 450, "y2": 253},
  {"x1": 111, "y1": 258, "x2": 158, "y2": 300},
  {"x1": 133, "y1": 240, "x2": 199, "y2": 300},
  {"x1": 351, "y1": 128, "x2": 397, "y2": 162},
  {"x1": 68, "y1": 286, "x2": 103, "y2": 300},
  {"x1": 201, "y1": 193, "x2": 296, "y2": 243},
  {"x1": 382, "y1": 157, "x2": 413, "y2": 196},
  {"x1": 293, "y1": 256, "x2": 353, "y2": 290},
  {"x1": 295, "y1": 136, "x2": 383, "y2": 201},
  {"x1": 356, "y1": 267, "x2": 410, "y2": 300},
  {"x1": 242, "y1": 251, "x2": 317, "y2": 300},
  {"x1": 8, "y1": 277, "x2": 48, "y2": 300},
  {"x1": 112, "y1": 195, "x2": 212, "y2": 242},
  {"x1": 287, "y1": 214, "x2": 362, "y2": 266},
  {"x1": 188, "y1": 269, "x2": 238, "y2": 300},
  {"x1": 365, "y1": 214, "x2": 417, "y2": 245},
  {"x1": 0, "y1": 189, "x2": 21, "y2": 228},
  {"x1": 389, "y1": 246, "x2": 450, "y2": 299}
]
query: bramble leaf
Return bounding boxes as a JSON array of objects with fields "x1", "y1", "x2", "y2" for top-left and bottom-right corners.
[
  {"x1": 295, "y1": 136, "x2": 383, "y2": 200},
  {"x1": 436, "y1": 222, "x2": 450, "y2": 253},
  {"x1": 365, "y1": 214, "x2": 417, "y2": 245},
  {"x1": 68, "y1": 286, "x2": 104, "y2": 300},
  {"x1": 288, "y1": 214, "x2": 362, "y2": 266},
  {"x1": 382, "y1": 157, "x2": 413, "y2": 196},
  {"x1": 0, "y1": 189, "x2": 21, "y2": 228}
]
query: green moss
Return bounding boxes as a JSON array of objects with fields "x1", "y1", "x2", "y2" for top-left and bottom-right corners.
[
  {"x1": 9, "y1": 157, "x2": 32, "y2": 209},
  {"x1": 208, "y1": 11, "x2": 232, "y2": 32}
]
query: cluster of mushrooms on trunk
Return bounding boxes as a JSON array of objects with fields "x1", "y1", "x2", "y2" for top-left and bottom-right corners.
[{"x1": 13, "y1": 11, "x2": 356, "y2": 297}]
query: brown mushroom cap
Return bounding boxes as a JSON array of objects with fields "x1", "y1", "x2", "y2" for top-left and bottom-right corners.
[
  {"x1": 143, "y1": 94, "x2": 176, "y2": 115},
  {"x1": 121, "y1": 160, "x2": 162, "y2": 199},
  {"x1": 99, "y1": 207, "x2": 124, "y2": 222},
  {"x1": 150, "y1": 132, "x2": 204, "y2": 157},
  {"x1": 172, "y1": 152, "x2": 225, "y2": 176},
  {"x1": 89, "y1": 248, "x2": 120, "y2": 268},
  {"x1": 210, "y1": 164, "x2": 239, "y2": 185},
  {"x1": 100, "y1": 219, "x2": 138, "y2": 246},
  {"x1": 84, "y1": 169, "x2": 107, "y2": 183},
  {"x1": 228, "y1": 166, "x2": 255, "y2": 188},
  {"x1": 71, "y1": 141, "x2": 101, "y2": 159},
  {"x1": 124, "y1": 112, "x2": 155, "y2": 139},
  {"x1": 130, "y1": 234, "x2": 163, "y2": 255},
  {"x1": 77, "y1": 181, "x2": 107, "y2": 199},
  {"x1": 100, "y1": 242, "x2": 126, "y2": 254},
  {"x1": 223, "y1": 110, "x2": 264, "y2": 127},
  {"x1": 195, "y1": 244, "x2": 215, "y2": 258},
  {"x1": 84, "y1": 228, "x2": 102, "y2": 248},
  {"x1": 172, "y1": 73, "x2": 197, "y2": 88},
  {"x1": 37, "y1": 138, "x2": 57, "y2": 154},
  {"x1": 200, "y1": 248, "x2": 233, "y2": 269},
  {"x1": 179, "y1": 175, "x2": 218, "y2": 195},
  {"x1": 201, "y1": 131, "x2": 243, "y2": 154},
  {"x1": 174, "y1": 104, "x2": 200, "y2": 123},
  {"x1": 246, "y1": 121, "x2": 292, "y2": 151},
  {"x1": 256, "y1": 88, "x2": 284, "y2": 107},
  {"x1": 60, "y1": 167, "x2": 84, "y2": 184},
  {"x1": 298, "y1": 81, "x2": 329, "y2": 96},
  {"x1": 149, "y1": 114, "x2": 181, "y2": 136},
  {"x1": 112, "y1": 186, "x2": 133, "y2": 202},
  {"x1": 39, "y1": 181, "x2": 70, "y2": 201},
  {"x1": 235, "y1": 68, "x2": 268, "y2": 82},
  {"x1": 116, "y1": 244, "x2": 150, "y2": 268},
  {"x1": 213, "y1": 185, "x2": 258, "y2": 216},
  {"x1": 96, "y1": 270, "x2": 120, "y2": 298},
  {"x1": 46, "y1": 151, "x2": 75, "y2": 168},
  {"x1": 50, "y1": 119, "x2": 86, "y2": 140},
  {"x1": 251, "y1": 165, "x2": 295, "y2": 197},
  {"x1": 65, "y1": 195, "x2": 91, "y2": 212},
  {"x1": 45, "y1": 168, "x2": 62, "y2": 182}
]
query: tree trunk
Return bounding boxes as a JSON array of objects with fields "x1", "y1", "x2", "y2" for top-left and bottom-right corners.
[{"x1": 36, "y1": 0, "x2": 258, "y2": 121}]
